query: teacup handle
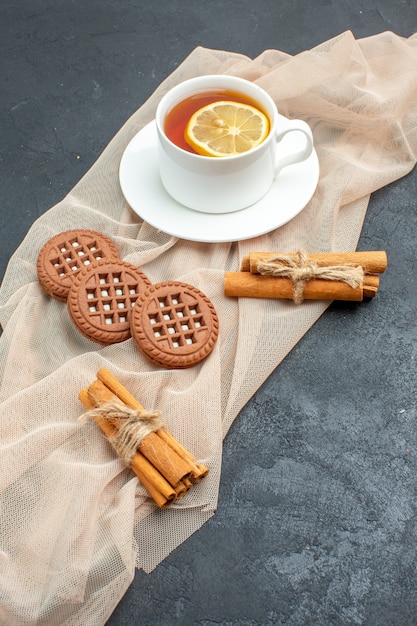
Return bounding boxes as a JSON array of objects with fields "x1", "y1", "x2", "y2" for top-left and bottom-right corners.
[{"x1": 274, "y1": 119, "x2": 314, "y2": 176}]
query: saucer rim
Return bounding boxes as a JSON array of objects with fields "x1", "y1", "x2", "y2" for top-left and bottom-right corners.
[{"x1": 119, "y1": 120, "x2": 319, "y2": 243}]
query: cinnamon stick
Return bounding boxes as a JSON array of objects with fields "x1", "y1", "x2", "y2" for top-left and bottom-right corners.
[
  {"x1": 224, "y1": 272, "x2": 379, "y2": 301},
  {"x1": 78, "y1": 387, "x2": 176, "y2": 508},
  {"x1": 362, "y1": 275, "x2": 380, "y2": 298},
  {"x1": 174, "y1": 479, "x2": 192, "y2": 499},
  {"x1": 97, "y1": 367, "x2": 144, "y2": 411},
  {"x1": 156, "y1": 429, "x2": 209, "y2": 482},
  {"x1": 240, "y1": 251, "x2": 387, "y2": 275}
]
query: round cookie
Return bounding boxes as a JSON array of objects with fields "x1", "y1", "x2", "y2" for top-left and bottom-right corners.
[
  {"x1": 130, "y1": 281, "x2": 219, "y2": 369},
  {"x1": 67, "y1": 259, "x2": 151, "y2": 344},
  {"x1": 37, "y1": 229, "x2": 120, "y2": 301}
]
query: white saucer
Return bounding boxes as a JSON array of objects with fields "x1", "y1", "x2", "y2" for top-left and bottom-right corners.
[{"x1": 119, "y1": 120, "x2": 319, "y2": 243}]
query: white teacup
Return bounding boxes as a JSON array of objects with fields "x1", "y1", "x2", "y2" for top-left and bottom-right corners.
[{"x1": 155, "y1": 75, "x2": 314, "y2": 214}]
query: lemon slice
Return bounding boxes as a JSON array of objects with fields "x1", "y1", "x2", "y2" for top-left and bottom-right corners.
[{"x1": 184, "y1": 100, "x2": 269, "y2": 157}]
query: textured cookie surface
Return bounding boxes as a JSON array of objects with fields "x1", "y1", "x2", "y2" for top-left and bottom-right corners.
[
  {"x1": 37, "y1": 229, "x2": 120, "y2": 301},
  {"x1": 67, "y1": 259, "x2": 151, "y2": 344},
  {"x1": 131, "y1": 281, "x2": 219, "y2": 369}
]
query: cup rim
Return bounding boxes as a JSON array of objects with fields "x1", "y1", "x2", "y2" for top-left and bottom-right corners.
[{"x1": 155, "y1": 74, "x2": 278, "y2": 162}]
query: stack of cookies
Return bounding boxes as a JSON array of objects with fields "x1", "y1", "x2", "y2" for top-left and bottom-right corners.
[{"x1": 37, "y1": 229, "x2": 219, "y2": 369}]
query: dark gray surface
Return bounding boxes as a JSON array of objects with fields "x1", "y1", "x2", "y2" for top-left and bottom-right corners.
[{"x1": 2, "y1": 2, "x2": 417, "y2": 625}]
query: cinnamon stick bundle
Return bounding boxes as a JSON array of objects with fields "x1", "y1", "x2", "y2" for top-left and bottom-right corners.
[
  {"x1": 78, "y1": 368, "x2": 209, "y2": 508},
  {"x1": 225, "y1": 250, "x2": 386, "y2": 302}
]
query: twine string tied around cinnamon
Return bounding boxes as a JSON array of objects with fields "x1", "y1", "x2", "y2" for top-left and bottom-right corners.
[
  {"x1": 256, "y1": 249, "x2": 365, "y2": 304},
  {"x1": 79, "y1": 401, "x2": 164, "y2": 465}
]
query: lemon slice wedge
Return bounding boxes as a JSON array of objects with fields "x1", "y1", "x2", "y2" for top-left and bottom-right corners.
[{"x1": 184, "y1": 100, "x2": 270, "y2": 157}]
